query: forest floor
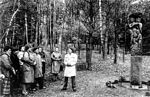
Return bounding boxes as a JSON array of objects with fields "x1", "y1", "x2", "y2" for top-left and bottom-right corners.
[{"x1": 12, "y1": 50, "x2": 150, "y2": 97}]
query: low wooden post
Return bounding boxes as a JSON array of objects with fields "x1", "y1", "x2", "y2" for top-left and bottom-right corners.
[
  {"x1": 0, "y1": 79, "x2": 2, "y2": 96},
  {"x1": 147, "y1": 81, "x2": 150, "y2": 91},
  {"x1": 145, "y1": 81, "x2": 150, "y2": 96},
  {"x1": 130, "y1": 56, "x2": 142, "y2": 88}
]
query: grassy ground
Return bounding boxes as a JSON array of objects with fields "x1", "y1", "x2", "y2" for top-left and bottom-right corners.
[{"x1": 12, "y1": 50, "x2": 150, "y2": 97}]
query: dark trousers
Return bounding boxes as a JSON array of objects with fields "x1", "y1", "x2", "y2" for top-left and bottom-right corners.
[
  {"x1": 42, "y1": 62, "x2": 45, "y2": 86},
  {"x1": 35, "y1": 77, "x2": 43, "y2": 89},
  {"x1": 42, "y1": 62, "x2": 45, "y2": 75},
  {"x1": 63, "y1": 76, "x2": 76, "y2": 89}
]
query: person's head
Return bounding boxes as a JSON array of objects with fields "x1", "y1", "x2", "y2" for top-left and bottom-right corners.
[
  {"x1": 67, "y1": 48, "x2": 74, "y2": 54},
  {"x1": 55, "y1": 47, "x2": 59, "y2": 52},
  {"x1": 28, "y1": 47, "x2": 33, "y2": 52},
  {"x1": 24, "y1": 45, "x2": 30, "y2": 52},
  {"x1": 136, "y1": 18, "x2": 141, "y2": 23},
  {"x1": 39, "y1": 47, "x2": 43, "y2": 53},
  {"x1": 4, "y1": 46, "x2": 12, "y2": 55},
  {"x1": 21, "y1": 46, "x2": 25, "y2": 52},
  {"x1": 130, "y1": 17, "x2": 135, "y2": 23}
]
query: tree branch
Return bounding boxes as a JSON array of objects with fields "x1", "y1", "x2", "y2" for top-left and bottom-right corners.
[{"x1": 0, "y1": 8, "x2": 20, "y2": 43}]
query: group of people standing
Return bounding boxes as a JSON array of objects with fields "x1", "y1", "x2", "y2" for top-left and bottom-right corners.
[
  {"x1": 0, "y1": 45, "x2": 46, "y2": 96},
  {"x1": 17, "y1": 46, "x2": 46, "y2": 95},
  {"x1": 0, "y1": 45, "x2": 78, "y2": 97}
]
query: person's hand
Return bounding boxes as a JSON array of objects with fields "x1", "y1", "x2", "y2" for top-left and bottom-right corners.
[
  {"x1": 139, "y1": 40, "x2": 142, "y2": 44},
  {"x1": 34, "y1": 61, "x2": 36, "y2": 65},
  {"x1": 12, "y1": 68, "x2": 16, "y2": 75},
  {"x1": 42, "y1": 59, "x2": 46, "y2": 62},
  {"x1": 0, "y1": 74, "x2": 5, "y2": 79}
]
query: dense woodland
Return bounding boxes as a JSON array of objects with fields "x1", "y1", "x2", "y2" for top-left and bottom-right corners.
[{"x1": 1, "y1": 0, "x2": 150, "y2": 70}]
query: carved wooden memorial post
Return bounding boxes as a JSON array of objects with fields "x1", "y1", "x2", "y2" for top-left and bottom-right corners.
[{"x1": 129, "y1": 15, "x2": 143, "y2": 88}]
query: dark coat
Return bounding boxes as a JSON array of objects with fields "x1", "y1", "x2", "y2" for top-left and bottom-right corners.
[{"x1": 0, "y1": 54, "x2": 13, "y2": 78}]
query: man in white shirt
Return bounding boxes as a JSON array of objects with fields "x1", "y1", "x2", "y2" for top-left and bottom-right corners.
[{"x1": 61, "y1": 48, "x2": 78, "y2": 92}]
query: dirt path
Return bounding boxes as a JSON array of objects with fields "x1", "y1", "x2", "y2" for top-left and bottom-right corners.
[
  {"x1": 28, "y1": 70, "x2": 146, "y2": 97},
  {"x1": 24, "y1": 53, "x2": 150, "y2": 97}
]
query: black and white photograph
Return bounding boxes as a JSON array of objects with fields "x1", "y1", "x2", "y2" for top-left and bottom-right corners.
[{"x1": 0, "y1": 0, "x2": 150, "y2": 97}]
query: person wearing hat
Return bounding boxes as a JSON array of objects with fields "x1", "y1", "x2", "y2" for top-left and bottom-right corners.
[{"x1": 61, "y1": 47, "x2": 78, "y2": 92}]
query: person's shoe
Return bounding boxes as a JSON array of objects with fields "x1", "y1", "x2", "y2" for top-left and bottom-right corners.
[
  {"x1": 43, "y1": 86, "x2": 46, "y2": 89},
  {"x1": 61, "y1": 88, "x2": 67, "y2": 91}
]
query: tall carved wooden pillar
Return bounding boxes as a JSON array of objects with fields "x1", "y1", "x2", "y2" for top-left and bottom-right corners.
[{"x1": 129, "y1": 17, "x2": 143, "y2": 88}]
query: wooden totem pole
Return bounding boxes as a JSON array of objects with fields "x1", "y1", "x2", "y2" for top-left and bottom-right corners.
[{"x1": 129, "y1": 13, "x2": 143, "y2": 88}]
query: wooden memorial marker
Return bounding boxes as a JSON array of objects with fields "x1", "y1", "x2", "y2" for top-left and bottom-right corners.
[
  {"x1": 129, "y1": 13, "x2": 143, "y2": 87},
  {"x1": 130, "y1": 56, "x2": 142, "y2": 86}
]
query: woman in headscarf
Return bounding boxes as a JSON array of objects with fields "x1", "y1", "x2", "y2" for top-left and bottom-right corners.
[{"x1": 51, "y1": 47, "x2": 62, "y2": 81}]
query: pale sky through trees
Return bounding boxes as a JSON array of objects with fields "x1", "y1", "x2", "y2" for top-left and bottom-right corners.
[{"x1": 131, "y1": 0, "x2": 150, "y2": 4}]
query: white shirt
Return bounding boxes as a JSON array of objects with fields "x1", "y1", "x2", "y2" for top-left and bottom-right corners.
[
  {"x1": 64, "y1": 53, "x2": 78, "y2": 77},
  {"x1": 17, "y1": 51, "x2": 24, "y2": 65}
]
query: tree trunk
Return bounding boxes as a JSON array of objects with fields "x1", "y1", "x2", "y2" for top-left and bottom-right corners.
[
  {"x1": 99, "y1": 34, "x2": 102, "y2": 54},
  {"x1": 86, "y1": 33, "x2": 93, "y2": 70},
  {"x1": 35, "y1": 21, "x2": 39, "y2": 46},
  {"x1": 114, "y1": 26, "x2": 117, "y2": 64},
  {"x1": 78, "y1": 41, "x2": 81, "y2": 58},
  {"x1": 25, "y1": 12, "x2": 28, "y2": 44},
  {"x1": 123, "y1": 30, "x2": 126, "y2": 62},
  {"x1": 1, "y1": 8, "x2": 19, "y2": 44},
  {"x1": 78, "y1": 20, "x2": 81, "y2": 59},
  {"x1": 46, "y1": 0, "x2": 50, "y2": 46},
  {"x1": 58, "y1": 28, "x2": 63, "y2": 53},
  {"x1": 39, "y1": 1, "x2": 42, "y2": 45},
  {"x1": 12, "y1": 24, "x2": 15, "y2": 46},
  {"x1": 101, "y1": 28, "x2": 107, "y2": 60},
  {"x1": 102, "y1": 38, "x2": 105, "y2": 59},
  {"x1": 102, "y1": 30, "x2": 107, "y2": 60},
  {"x1": 60, "y1": 13, "x2": 65, "y2": 54},
  {"x1": 99, "y1": 0, "x2": 102, "y2": 54},
  {"x1": 114, "y1": 0, "x2": 119, "y2": 64},
  {"x1": 107, "y1": 40, "x2": 110, "y2": 54},
  {"x1": 50, "y1": 0, "x2": 54, "y2": 51}
]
